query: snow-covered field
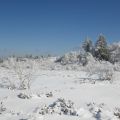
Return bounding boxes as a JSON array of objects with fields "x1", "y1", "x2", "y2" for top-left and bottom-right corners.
[{"x1": 0, "y1": 58, "x2": 120, "y2": 120}]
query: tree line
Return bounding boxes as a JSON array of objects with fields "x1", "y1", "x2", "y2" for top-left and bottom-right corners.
[{"x1": 82, "y1": 34, "x2": 119, "y2": 63}]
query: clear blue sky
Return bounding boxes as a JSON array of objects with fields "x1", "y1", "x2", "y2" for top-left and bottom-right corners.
[{"x1": 0, "y1": 0, "x2": 120, "y2": 55}]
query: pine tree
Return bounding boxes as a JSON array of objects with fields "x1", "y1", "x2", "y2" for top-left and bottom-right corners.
[
  {"x1": 82, "y1": 37, "x2": 93, "y2": 53},
  {"x1": 95, "y1": 34, "x2": 110, "y2": 61}
]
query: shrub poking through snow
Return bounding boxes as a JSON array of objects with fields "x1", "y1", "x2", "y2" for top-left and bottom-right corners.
[
  {"x1": 86, "y1": 102, "x2": 117, "y2": 120},
  {"x1": 39, "y1": 98, "x2": 77, "y2": 116},
  {"x1": 18, "y1": 92, "x2": 32, "y2": 99},
  {"x1": 85, "y1": 61, "x2": 114, "y2": 82},
  {"x1": 46, "y1": 92, "x2": 53, "y2": 98},
  {"x1": 0, "y1": 102, "x2": 6, "y2": 114},
  {"x1": 114, "y1": 107, "x2": 120, "y2": 119}
]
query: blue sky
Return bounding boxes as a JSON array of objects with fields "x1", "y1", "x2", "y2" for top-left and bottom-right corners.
[{"x1": 0, "y1": 0, "x2": 120, "y2": 55}]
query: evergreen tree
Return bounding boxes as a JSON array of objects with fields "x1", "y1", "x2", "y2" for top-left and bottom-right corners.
[
  {"x1": 95, "y1": 34, "x2": 110, "y2": 61},
  {"x1": 82, "y1": 37, "x2": 93, "y2": 53}
]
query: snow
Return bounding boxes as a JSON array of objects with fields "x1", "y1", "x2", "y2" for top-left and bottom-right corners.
[{"x1": 0, "y1": 58, "x2": 120, "y2": 120}]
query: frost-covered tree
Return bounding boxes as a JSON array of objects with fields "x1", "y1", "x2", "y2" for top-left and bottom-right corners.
[
  {"x1": 82, "y1": 37, "x2": 93, "y2": 53},
  {"x1": 95, "y1": 34, "x2": 110, "y2": 61},
  {"x1": 5, "y1": 57, "x2": 36, "y2": 90},
  {"x1": 56, "y1": 51, "x2": 80, "y2": 65},
  {"x1": 109, "y1": 42, "x2": 120, "y2": 63}
]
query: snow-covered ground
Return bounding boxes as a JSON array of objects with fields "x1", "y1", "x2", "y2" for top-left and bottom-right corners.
[{"x1": 0, "y1": 58, "x2": 120, "y2": 120}]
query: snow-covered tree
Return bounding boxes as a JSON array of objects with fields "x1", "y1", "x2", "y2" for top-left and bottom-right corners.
[
  {"x1": 56, "y1": 51, "x2": 80, "y2": 65},
  {"x1": 82, "y1": 37, "x2": 93, "y2": 53},
  {"x1": 95, "y1": 34, "x2": 110, "y2": 61},
  {"x1": 109, "y1": 42, "x2": 120, "y2": 63}
]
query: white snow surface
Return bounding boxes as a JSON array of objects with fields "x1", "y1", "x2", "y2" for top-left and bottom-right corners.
[{"x1": 0, "y1": 58, "x2": 120, "y2": 120}]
